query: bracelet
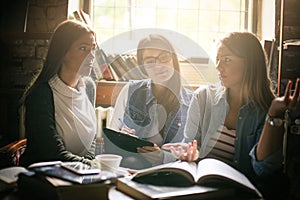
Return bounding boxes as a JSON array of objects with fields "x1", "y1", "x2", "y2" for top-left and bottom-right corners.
[{"x1": 265, "y1": 114, "x2": 285, "y2": 127}]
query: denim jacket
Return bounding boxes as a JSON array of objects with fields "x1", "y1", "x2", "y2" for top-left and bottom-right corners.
[
  {"x1": 124, "y1": 79, "x2": 193, "y2": 145},
  {"x1": 184, "y1": 83, "x2": 283, "y2": 177}
]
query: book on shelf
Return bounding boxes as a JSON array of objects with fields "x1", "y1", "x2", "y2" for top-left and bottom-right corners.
[
  {"x1": 114, "y1": 54, "x2": 137, "y2": 80},
  {"x1": 73, "y1": 10, "x2": 92, "y2": 27},
  {"x1": 130, "y1": 158, "x2": 262, "y2": 199},
  {"x1": 116, "y1": 176, "x2": 234, "y2": 200},
  {"x1": 79, "y1": 10, "x2": 92, "y2": 27},
  {"x1": 94, "y1": 48, "x2": 115, "y2": 81},
  {"x1": 73, "y1": 10, "x2": 83, "y2": 22},
  {"x1": 107, "y1": 55, "x2": 128, "y2": 81},
  {"x1": 73, "y1": 10, "x2": 114, "y2": 81},
  {"x1": 124, "y1": 55, "x2": 148, "y2": 80}
]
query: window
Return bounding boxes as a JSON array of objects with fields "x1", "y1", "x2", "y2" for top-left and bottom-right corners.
[
  {"x1": 69, "y1": 0, "x2": 253, "y2": 84},
  {"x1": 91, "y1": 0, "x2": 250, "y2": 55}
]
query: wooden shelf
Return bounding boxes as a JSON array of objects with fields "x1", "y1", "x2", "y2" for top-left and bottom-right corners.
[
  {"x1": 95, "y1": 80, "x2": 200, "y2": 106},
  {"x1": 96, "y1": 81, "x2": 127, "y2": 106}
]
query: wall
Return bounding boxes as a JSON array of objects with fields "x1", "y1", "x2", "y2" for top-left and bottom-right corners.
[{"x1": 0, "y1": 0, "x2": 68, "y2": 145}]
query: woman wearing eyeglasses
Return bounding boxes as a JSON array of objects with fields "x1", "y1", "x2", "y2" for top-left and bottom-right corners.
[{"x1": 108, "y1": 34, "x2": 193, "y2": 169}]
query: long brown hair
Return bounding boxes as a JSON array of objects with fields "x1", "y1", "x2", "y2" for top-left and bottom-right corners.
[
  {"x1": 220, "y1": 32, "x2": 274, "y2": 110},
  {"x1": 20, "y1": 20, "x2": 95, "y2": 103}
]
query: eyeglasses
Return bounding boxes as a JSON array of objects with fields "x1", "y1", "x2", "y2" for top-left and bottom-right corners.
[{"x1": 143, "y1": 52, "x2": 172, "y2": 65}]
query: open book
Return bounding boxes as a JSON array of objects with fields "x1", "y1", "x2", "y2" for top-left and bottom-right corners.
[
  {"x1": 131, "y1": 158, "x2": 262, "y2": 198},
  {"x1": 116, "y1": 176, "x2": 234, "y2": 200}
]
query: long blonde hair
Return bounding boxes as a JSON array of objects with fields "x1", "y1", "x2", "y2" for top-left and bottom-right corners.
[{"x1": 220, "y1": 32, "x2": 274, "y2": 110}]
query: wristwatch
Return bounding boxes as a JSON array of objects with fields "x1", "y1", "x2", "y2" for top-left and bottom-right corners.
[{"x1": 265, "y1": 114, "x2": 284, "y2": 127}]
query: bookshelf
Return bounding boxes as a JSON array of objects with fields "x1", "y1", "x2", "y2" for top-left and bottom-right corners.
[
  {"x1": 275, "y1": 0, "x2": 300, "y2": 95},
  {"x1": 95, "y1": 80, "x2": 200, "y2": 107}
]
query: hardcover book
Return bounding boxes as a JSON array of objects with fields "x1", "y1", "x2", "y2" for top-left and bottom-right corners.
[
  {"x1": 18, "y1": 171, "x2": 111, "y2": 200},
  {"x1": 116, "y1": 176, "x2": 234, "y2": 200},
  {"x1": 130, "y1": 158, "x2": 262, "y2": 199},
  {"x1": 16, "y1": 161, "x2": 121, "y2": 200}
]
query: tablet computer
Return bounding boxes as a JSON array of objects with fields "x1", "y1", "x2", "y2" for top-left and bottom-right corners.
[{"x1": 103, "y1": 128, "x2": 154, "y2": 153}]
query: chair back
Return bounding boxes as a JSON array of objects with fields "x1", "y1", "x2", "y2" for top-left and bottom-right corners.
[{"x1": 0, "y1": 139, "x2": 27, "y2": 168}]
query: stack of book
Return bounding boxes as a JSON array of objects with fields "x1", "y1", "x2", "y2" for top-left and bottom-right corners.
[
  {"x1": 106, "y1": 54, "x2": 147, "y2": 81},
  {"x1": 1, "y1": 161, "x2": 121, "y2": 200},
  {"x1": 73, "y1": 10, "x2": 146, "y2": 82},
  {"x1": 92, "y1": 50, "x2": 148, "y2": 82}
]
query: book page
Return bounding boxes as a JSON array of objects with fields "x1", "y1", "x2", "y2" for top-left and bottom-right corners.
[
  {"x1": 195, "y1": 158, "x2": 261, "y2": 197},
  {"x1": 45, "y1": 176, "x2": 73, "y2": 187},
  {"x1": 133, "y1": 161, "x2": 198, "y2": 186},
  {"x1": 0, "y1": 166, "x2": 28, "y2": 184}
]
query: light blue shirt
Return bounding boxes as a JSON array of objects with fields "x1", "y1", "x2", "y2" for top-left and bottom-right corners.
[{"x1": 184, "y1": 82, "x2": 283, "y2": 176}]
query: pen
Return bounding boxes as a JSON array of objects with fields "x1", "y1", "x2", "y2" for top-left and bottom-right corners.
[
  {"x1": 118, "y1": 118, "x2": 127, "y2": 127},
  {"x1": 118, "y1": 118, "x2": 136, "y2": 136}
]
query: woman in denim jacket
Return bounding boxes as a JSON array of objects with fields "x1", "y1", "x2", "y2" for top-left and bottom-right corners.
[
  {"x1": 163, "y1": 32, "x2": 287, "y2": 197},
  {"x1": 109, "y1": 34, "x2": 192, "y2": 169}
]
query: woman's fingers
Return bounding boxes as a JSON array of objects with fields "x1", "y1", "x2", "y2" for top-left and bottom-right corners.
[
  {"x1": 120, "y1": 126, "x2": 136, "y2": 135},
  {"x1": 162, "y1": 143, "x2": 187, "y2": 150},
  {"x1": 170, "y1": 146, "x2": 185, "y2": 159},
  {"x1": 291, "y1": 78, "x2": 300, "y2": 104},
  {"x1": 162, "y1": 141, "x2": 198, "y2": 161},
  {"x1": 285, "y1": 78, "x2": 300, "y2": 110},
  {"x1": 137, "y1": 145, "x2": 159, "y2": 152},
  {"x1": 192, "y1": 140, "x2": 198, "y2": 160},
  {"x1": 185, "y1": 140, "x2": 198, "y2": 162},
  {"x1": 284, "y1": 80, "x2": 292, "y2": 105}
]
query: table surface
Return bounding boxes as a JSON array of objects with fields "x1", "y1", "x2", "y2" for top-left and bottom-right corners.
[{"x1": 109, "y1": 186, "x2": 135, "y2": 200}]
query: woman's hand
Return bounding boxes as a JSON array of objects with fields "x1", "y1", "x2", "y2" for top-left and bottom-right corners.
[
  {"x1": 256, "y1": 78, "x2": 300, "y2": 161},
  {"x1": 118, "y1": 118, "x2": 136, "y2": 135},
  {"x1": 269, "y1": 78, "x2": 300, "y2": 117},
  {"x1": 120, "y1": 125, "x2": 136, "y2": 135},
  {"x1": 137, "y1": 144, "x2": 164, "y2": 165},
  {"x1": 162, "y1": 140, "x2": 199, "y2": 162}
]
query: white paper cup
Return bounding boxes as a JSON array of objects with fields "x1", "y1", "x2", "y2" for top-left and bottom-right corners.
[{"x1": 91, "y1": 154, "x2": 122, "y2": 171}]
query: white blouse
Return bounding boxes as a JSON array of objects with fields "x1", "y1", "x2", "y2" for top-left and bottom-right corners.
[{"x1": 49, "y1": 75, "x2": 96, "y2": 156}]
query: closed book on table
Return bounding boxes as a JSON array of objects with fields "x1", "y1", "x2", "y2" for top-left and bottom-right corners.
[
  {"x1": 17, "y1": 161, "x2": 121, "y2": 200},
  {"x1": 18, "y1": 171, "x2": 111, "y2": 200}
]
